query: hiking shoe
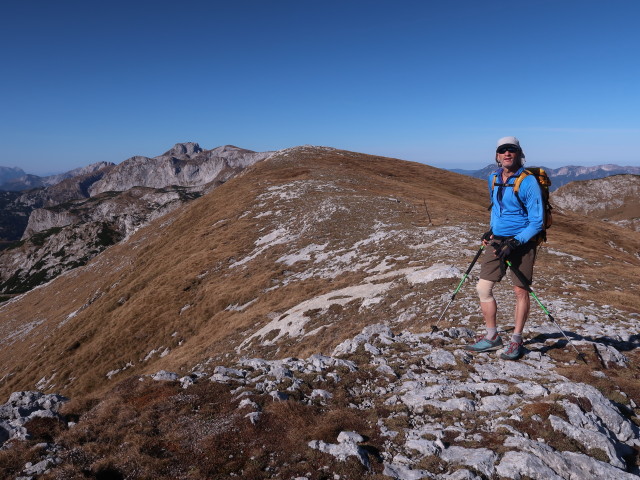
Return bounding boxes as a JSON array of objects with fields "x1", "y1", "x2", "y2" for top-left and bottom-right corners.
[
  {"x1": 465, "y1": 334, "x2": 503, "y2": 352},
  {"x1": 499, "y1": 341, "x2": 525, "y2": 360}
]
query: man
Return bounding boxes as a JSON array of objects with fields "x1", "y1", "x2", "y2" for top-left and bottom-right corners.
[{"x1": 465, "y1": 136, "x2": 544, "y2": 360}]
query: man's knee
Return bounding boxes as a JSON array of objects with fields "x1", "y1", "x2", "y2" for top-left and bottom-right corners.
[
  {"x1": 477, "y1": 279, "x2": 496, "y2": 303},
  {"x1": 513, "y1": 285, "x2": 530, "y2": 300}
]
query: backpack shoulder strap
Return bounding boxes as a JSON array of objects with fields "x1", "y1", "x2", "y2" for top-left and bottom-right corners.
[
  {"x1": 512, "y1": 169, "x2": 531, "y2": 210},
  {"x1": 490, "y1": 172, "x2": 498, "y2": 193},
  {"x1": 513, "y1": 169, "x2": 531, "y2": 195},
  {"x1": 488, "y1": 172, "x2": 499, "y2": 211}
]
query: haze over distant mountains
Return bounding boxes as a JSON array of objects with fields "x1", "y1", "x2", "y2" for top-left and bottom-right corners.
[
  {"x1": 5, "y1": 160, "x2": 640, "y2": 193},
  {"x1": 451, "y1": 164, "x2": 640, "y2": 190},
  {"x1": 0, "y1": 163, "x2": 116, "y2": 192}
]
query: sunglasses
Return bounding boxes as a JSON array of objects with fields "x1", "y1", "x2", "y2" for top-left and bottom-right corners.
[{"x1": 496, "y1": 145, "x2": 520, "y2": 154}]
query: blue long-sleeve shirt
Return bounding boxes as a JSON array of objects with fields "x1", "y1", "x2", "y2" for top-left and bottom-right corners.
[{"x1": 489, "y1": 167, "x2": 544, "y2": 244}]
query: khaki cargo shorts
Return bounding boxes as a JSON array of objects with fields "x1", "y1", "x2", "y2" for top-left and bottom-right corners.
[{"x1": 479, "y1": 240, "x2": 537, "y2": 287}]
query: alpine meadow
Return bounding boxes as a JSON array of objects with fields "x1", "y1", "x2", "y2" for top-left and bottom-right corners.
[{"x1": 0, "y1": 145, "x2": 639, "y2": 479}]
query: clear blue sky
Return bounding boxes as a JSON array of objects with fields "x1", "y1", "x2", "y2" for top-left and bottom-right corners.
[{"x1": 1, "y1": 0, "x2": 639, "y2": 175}]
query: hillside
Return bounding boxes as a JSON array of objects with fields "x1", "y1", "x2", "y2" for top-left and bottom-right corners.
[
  {"x1": 552, "y1": 174, "x2": 640, "y2": 231},
  {"x1": 0, "y1": 146, "x2": 639, "y2": 479}
]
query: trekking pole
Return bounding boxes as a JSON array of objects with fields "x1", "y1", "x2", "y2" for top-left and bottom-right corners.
[
  {"x1": 431, "y1": 245, "x2": 485, "y2": 332},
  {"x1": 505, "y1": 260, "x2": 587, "y2": 364}
]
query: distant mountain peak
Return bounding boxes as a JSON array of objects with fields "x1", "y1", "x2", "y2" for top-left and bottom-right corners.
[
  {"x1": 0, "y1": 166, "x2": 27, "y2": 185},
  {"x1": 453, "y1": 163, "x2": 640, "y2": 191},
  {"x1": 162, "y1": 142, "x2": 203, "y2": 158}
]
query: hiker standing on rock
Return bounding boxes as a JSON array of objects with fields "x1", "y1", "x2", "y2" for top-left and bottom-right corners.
[{"x1": 466, "y1": 136, "x2": 544, "y2": 360}]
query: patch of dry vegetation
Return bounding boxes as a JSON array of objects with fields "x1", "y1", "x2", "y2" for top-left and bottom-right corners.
[{"x1": 0, "y1": 374, "x2": 393, "y2": 480}]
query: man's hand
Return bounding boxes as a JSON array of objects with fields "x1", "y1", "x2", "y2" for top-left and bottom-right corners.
[
  {"x1": 481, "y1": 230, "x2": 493, "y2": 246},
  {"x1": 494, "y1": 238, "x2": 521, "y2": 260}
]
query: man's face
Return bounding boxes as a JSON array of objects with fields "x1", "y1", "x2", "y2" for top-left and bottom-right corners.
[{"x1": 496, "y1": 145, "x2": 521, "y2": 169}]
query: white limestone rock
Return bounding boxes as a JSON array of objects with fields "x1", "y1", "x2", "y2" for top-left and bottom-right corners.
[
  {"x1": 439, "y1": 446, "x2": 498, "y2": 478},
  {"x1": 551, "y1": 382, "x2": 637, "y2": 443},
  {"x1": 499, "y1": 436, "x2": 640, "y2": 480},
  {"x1": 548, "y1": 414, "x2": 628, "y2": 469},
  {"x1": 423, "y1": 349, "x2": 457, "y2": 369},
  {"x1": 441, "y1": 470, "x2": 482, "y2": 480},
  {"x1": 478, "y1": 394, "x2": 521, "y2": 412},
  {"x1": 496, "y1": 451, "x2": 566, "y2": 480},
  {"x1": 332, "y1": 323, "x2": 395, "y2": 356},
  {"x1": 308, "y1": 430, "x2": 370, "y2": 468},
  {"x1": 0, "y1": 391, "x2": 68, "y2": 447},
  {"x1": 594, "y1": 343, "x2": 628, "y2": 367},
  {"x1": 88, "y1": 144, "x2": 272, "y2": 196},
  {"x1": 310, "y1": 389, "x2": 333, "y2": 400},
  {"x1": 382, "y1": 461, "x2": 433, "y2": 479},
  {"x1": 405, "y1": 438, "x2": 441, "y2": 456},
  {"x1": 151, "y1": 370, "x2": 179, "y2": 382}
]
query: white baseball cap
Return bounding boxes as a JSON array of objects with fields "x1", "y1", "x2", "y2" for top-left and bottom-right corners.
[{"x1": 496, "y1": 136, "x2": 521, "y2": 150}]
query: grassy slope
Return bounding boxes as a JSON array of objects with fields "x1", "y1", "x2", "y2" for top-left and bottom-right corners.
[{"x1": 0, "y1": 147, "x2": 638, "y2": 402}]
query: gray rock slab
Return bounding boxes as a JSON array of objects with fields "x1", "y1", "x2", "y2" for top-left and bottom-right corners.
[
  {"x1": 502, "y1": 436, "x2": 639, "y2": 480},
  {"x1": 549, "y1": 414, "x2": 628, "y2": 469},
  {"x1": 552, "y1": 382, "x2": 637, "y2": 443},
  {"x1": 439, "y1": 446, "x2": 498, "y2": 478},
  {"x1": 382, "y1": 462, "x2": 433, "y2": 480}
]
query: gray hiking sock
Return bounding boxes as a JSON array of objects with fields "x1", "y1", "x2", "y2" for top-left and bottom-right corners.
[
  {"x1": 511, "y1": 333, "x2": 523, "y2": 344},
  {"x1": 486, "y1": 328, "x2": 498, "y2": 340}
]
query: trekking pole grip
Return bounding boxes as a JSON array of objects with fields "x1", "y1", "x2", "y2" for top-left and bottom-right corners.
[{"x1": 465, "y1": 245, "x2": 485, "y2": 275}]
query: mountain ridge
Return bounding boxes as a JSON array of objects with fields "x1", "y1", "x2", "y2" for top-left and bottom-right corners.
[
  {"x1": 451, "y1": 163, "x2": 640, "y2": 190},
  {"x1": 0, "y1": 143, "x2": 273, "y2": 294},
  {"x1": 0, "y1": 146, "x2": 638, "y2": 478}
]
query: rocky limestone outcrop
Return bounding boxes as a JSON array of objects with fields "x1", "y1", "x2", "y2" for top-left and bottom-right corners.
[
  {"x1": 21, "y1": 209, "x2": 80, "y2": 240},
  {"x1": 18, "y1": 163, "x2": 116, "y2": 209},
  {"x1": 0, "y1": 164, "x2": 115, "y2": 246},
  {"x1": 118, "y1": 324, "x2": 640, "y2": 479},
  {"x1": 0, "y1": 143, "x2": 273, "y2": 293},
  {"x1": 552, "y1": 175, "x2": 640, "y2": 214},
  {"x1": 88, "y1": 144, "x2": 272, "y2": 196},
  {"x1": 21, "y1": 184, "x2": 199, "y2": 239},
  {"x1": 0, "y1": 221, "x2": 122, "y2": 293},
  {"x1": 0, "y1": 391, "x2": 68, "y2": 447},
  {"x1": 552, "y1": 174, "x2": 640, "y2": 231},
  {"x1": 20, "y1": 143, "x2": 272, "y2": 239},
  {"x1": 2, "y1": 185, "x2": 202, "y2": 293},
  {"x1": 162, "y1": 141, "x2": 203, "y2": 157}
]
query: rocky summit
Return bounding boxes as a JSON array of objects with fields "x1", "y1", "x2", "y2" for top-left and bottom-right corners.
[{"x1": 0, "y1": 146, "x2": 638, "y2": 479}]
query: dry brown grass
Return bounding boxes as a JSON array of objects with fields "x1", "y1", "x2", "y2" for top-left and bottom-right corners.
[
  {"x1": 4, "y1": 375, "x2": 387, "y2": 480},
  {"x1": 0, "y1": 441, "x2": 41, "y2": 479},
  {"x1": 2, "y1": 147, "x2": 638, "y2": 402}
]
